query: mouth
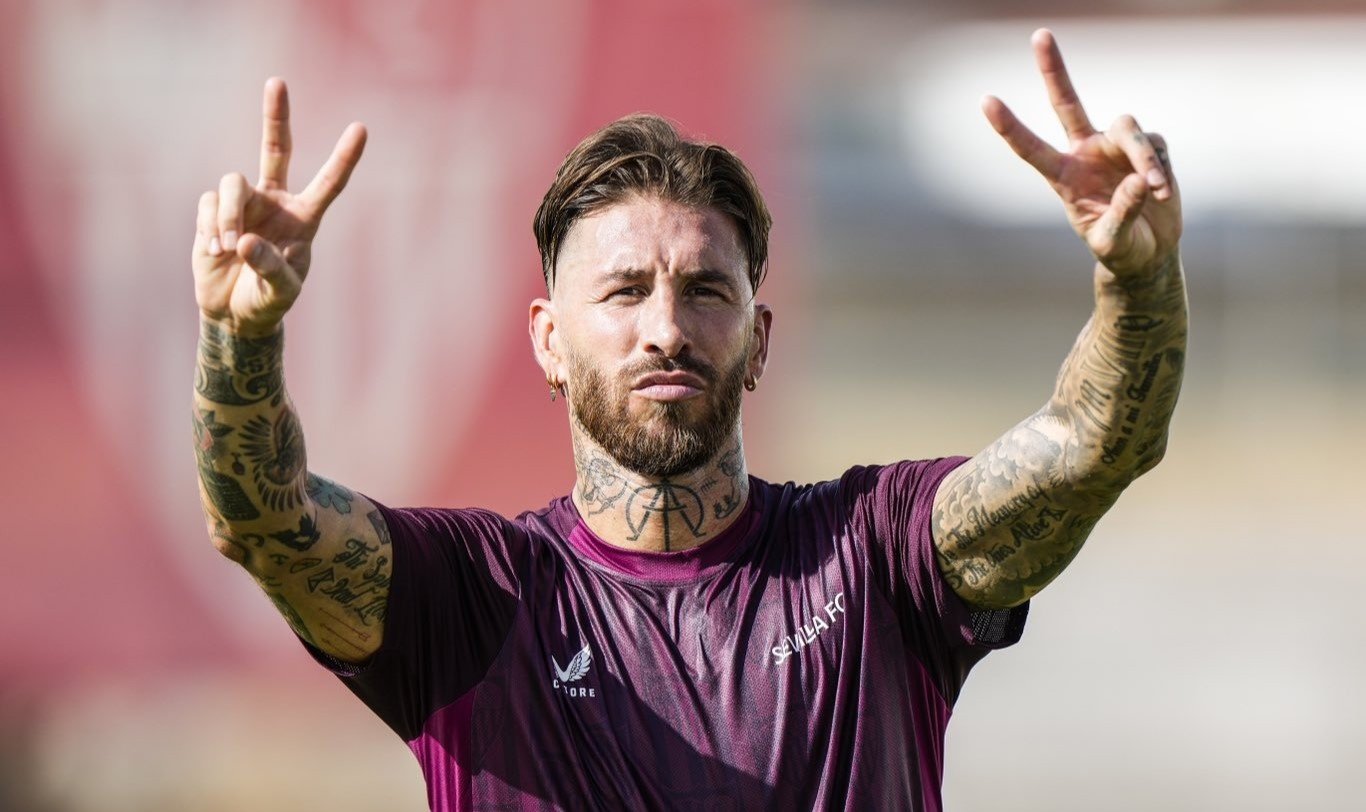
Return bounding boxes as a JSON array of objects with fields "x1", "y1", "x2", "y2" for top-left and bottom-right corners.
[{"x1": 631, "y1": 371, "x2": 706, "y2": 402}]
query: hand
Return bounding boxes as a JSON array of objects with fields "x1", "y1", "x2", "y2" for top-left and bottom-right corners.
[
  {"x1": 192, "y1": 78, "x2": 366, "y2": 335},
  {"x1": 984, "y1": 29, "x2": 1182, "y2": 279}
]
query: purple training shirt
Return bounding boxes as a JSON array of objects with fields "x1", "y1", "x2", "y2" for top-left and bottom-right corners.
[{"x1": 305, "y1": 457, "x2": 1027, "y2": 810}]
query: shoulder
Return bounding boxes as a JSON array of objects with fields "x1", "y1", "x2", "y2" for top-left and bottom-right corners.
[
  {"x1": 512, "y1": 494, "x2": 578, "y2": 540},
  {"x1": 747, "y1": 458, "x2": 969, "y2": 533},
  {"x1": 375, "y1": 502, "x2": 514, "y2": 548},
  {"x1": 379, "y1": 495, "x2": 573, "y2": 542},
  {"x1": 746, "y1": 474, "x2": 840, "y2": 533},
  {"x1": 835, "y1": 457, "x2": 972, "y2": 518},
  {"x1": 375, "y1": 498, "x2": 576, "y2": 584}
]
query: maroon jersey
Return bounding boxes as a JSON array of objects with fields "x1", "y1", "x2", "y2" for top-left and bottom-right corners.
[{"x1": 305, "y1": 457, "x2": 1026, "y2": 810}]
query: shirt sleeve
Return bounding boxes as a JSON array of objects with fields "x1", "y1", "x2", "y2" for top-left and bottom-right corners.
[
  {"x1": 299, "y1": 500, "x2": 529, "y2": 742},
  {"x1": 842, "y1": 457, "x2": 1028, "y2": 704}
]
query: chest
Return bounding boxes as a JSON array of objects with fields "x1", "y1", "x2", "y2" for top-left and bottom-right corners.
[
  {"x1": 451, "y1": 533, "x2": 920, "y2": 808},
  {"x1": 548, "y1": 550, "x2": 863, "y2": 699},
  {"x1": 484, "y1": 552, "x2": 868, "y2": 736}
]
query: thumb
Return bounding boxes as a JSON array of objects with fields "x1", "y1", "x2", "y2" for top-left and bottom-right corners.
[
  {"x1": 237, "y1": 234, "x2": 301, "y2": 299},
  {"x1": 1090, "y1": 173, "x2": 1149, "y2": 259}
]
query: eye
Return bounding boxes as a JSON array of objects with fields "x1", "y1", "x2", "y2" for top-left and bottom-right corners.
[
  {"x1": 688, "y1": 285, "x2": 724, "y2": 299},
  {"x1": 609, "y1": 286, "x2": 645, "y2": 298}
]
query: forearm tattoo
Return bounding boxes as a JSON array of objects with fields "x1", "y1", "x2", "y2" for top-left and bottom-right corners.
[
  {"x1": 1056, "y1": 254, "x2": 1187, "y2": 478},
  {"x1": 933, "y1": 255, "x2": 1187, "y2": 608},
  {"x1": 193, "y1": 320, "x2": 390, "y2": 658},
  {"x1": 195, "y1": 321, "x2": 285, "y2": 406}
]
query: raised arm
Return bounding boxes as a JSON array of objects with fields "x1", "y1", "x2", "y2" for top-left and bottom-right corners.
[
  {"x1": 191, "y1": 79, "x2": 388, "y2": 662},
  {"x1": 931, "y1": 30, "x2": 1187, "y2": 609}
]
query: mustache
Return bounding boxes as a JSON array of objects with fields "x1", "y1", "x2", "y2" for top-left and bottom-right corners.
[{"x1": 621, "y1": 353, "x2": 718, "y2": 384}]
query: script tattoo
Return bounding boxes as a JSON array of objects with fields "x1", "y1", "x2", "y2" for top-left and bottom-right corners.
[
  {"x1": 1068, "y1": 255, "x2": 1187, "y2": 478},
  {"x1": 933, "y1": 422, "x2": 1113, "y2": 606},
  {"x1": 303, "y1": 548, "x2": 391, "y2": 627},
  {"x1": 333, "y1": 537, "x2": 379, "y2": 568},
  {"x1": 932, "y1": 256, "x2": 1186, "y2": 608}
]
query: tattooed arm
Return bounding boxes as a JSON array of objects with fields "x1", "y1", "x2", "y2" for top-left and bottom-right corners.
[
  {"x1": 194, "y1": 323, "x2": 391, "y2": 662},
  {"x1": 932, "y1": 259, "x2": 1186, "y2": 608},
  {"x1": 930, "y1": 30, "x2": 1187, "y2": 609},
  {"x1": 191, "y1": 79, "x2": 385, "y2": 662}
]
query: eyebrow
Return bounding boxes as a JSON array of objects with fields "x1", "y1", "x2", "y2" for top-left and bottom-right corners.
[{"x1": 597, "y1": 267, "x2": 738, "y2": 290}]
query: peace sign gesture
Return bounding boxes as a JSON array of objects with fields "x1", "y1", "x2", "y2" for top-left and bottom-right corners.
[
  {"x1": 984, "y1": 29, "x2": 1181, "y2": 280},
  {"x1": 192, "y1": 78, "x2": 367, "y2": 336}
]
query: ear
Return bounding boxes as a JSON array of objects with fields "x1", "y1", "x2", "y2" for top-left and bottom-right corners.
[
  {"x1": 529, "y1": 297, "x2": 565, "y2": 385},
  {"x1": 747, "y1": 303, "x2": 773, "y2": 383}
]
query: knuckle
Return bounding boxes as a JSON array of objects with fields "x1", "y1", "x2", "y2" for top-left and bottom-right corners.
[
  {"x1": 1110, "y1": 115, "x2": 1141, "y2": 138},
  {"x1": 219, "y1": 172, "x2": 248, "y2": 192}
]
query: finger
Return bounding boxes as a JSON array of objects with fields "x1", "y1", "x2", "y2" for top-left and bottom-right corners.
[
  {"x1": 300, "y1": 122, "x2": 367, "y2": 218},
  {"x1": 1032, "y1": 28, "x2": 1095, "y2": 142},
  {"x1": 1106, "y1": 116, "x2": 1171, "y2": 202},
  {"x1": 982, "y1": 95, "x2": 1063, "y2": 179},
  {"x1": 282, "y1": 242, "x2": 311, "y2": 282},
  {"x1": 1149, "y1": 132, "x2": 1178, "y2": 195},
  {"x1": 258, "y1": 77, "x2": 292, "y2": 190},
  {"x1": 197, "y1": 190, "x2": 222, "y2": 257},
  {"x1": 1091, "y1": 173, "x2": 1149, "y2": 257},
  {"x1": 238, "y1": 233, "x2": 302, "y2": 299},
  {"x1": 217, "y1": 172, "x2": 251, "y2": 252}
]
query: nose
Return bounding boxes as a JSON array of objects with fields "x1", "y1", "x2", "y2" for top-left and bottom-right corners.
[{"x1": 638, "y1": 288, "x2": 690, "y2": 359}]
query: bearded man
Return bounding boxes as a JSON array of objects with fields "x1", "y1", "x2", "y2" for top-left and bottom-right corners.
[{"x1": 191, "y1": 29, "x2": 1185, "y2": 811}]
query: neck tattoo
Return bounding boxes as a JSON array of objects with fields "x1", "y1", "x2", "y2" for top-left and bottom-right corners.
[{"x1": 573, "y1": 441, "x2": 748, "y2": 553}]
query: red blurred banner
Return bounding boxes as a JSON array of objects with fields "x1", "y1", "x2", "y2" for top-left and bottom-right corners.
[{"x1": 0, "y1": 0, "x2": 784, "y2": 682}]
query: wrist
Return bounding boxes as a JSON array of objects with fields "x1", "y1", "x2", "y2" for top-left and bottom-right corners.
[
  {"x1": 199, "y1": 312, "x2": 283, "y2": 340},
  {"x1": 195, "y1": 315, "x2": 286, "y2": 408},
  {"x1": 1095, "y1": 251, "x2": 1182, "y2": 299}
]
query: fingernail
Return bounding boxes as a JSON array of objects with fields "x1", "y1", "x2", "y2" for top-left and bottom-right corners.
[
  {"x1": 208, "y1": 236, "x2": 222, "y2": 256},
  {"x1": 1146, "y1": 169, "x2": 1165, "y2": 187},
  {"x1": 223, "y1": 230, "x2": 238, "y2": 251},
  {"x1": 249, "y1": 240, "x2": 266, "y2": 263}
]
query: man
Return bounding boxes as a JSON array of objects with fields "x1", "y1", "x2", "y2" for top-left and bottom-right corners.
[{"x1": 191, "y1": 29, "x2": 1184, "y2": 810}]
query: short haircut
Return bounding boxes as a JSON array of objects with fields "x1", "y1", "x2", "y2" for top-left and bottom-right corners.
[{"x1": 533, "y1": 113, "x2": 771, "y2": 295}]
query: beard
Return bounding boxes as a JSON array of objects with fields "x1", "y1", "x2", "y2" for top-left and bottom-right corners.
[{"x1": 568, "y1": 346, "x2": 746, "y2": 480}]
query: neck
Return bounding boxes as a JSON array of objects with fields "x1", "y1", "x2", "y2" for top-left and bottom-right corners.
[{"x1": 570, "y1": 433, "x2": 749, "y2": 553}]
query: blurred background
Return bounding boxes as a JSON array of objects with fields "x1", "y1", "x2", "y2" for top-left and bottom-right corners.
[{"x1": 1, "y1": 0, "x2": 1363, "y2": 809}]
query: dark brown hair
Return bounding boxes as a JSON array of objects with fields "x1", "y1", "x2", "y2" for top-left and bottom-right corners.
[{"x1": 533, "y1": 114, "x2": 771, "y2": 294}]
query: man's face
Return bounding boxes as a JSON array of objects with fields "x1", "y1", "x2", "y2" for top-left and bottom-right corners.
[{"x1": 537, "y1": 195, "x2": 770, "y2": 479}]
